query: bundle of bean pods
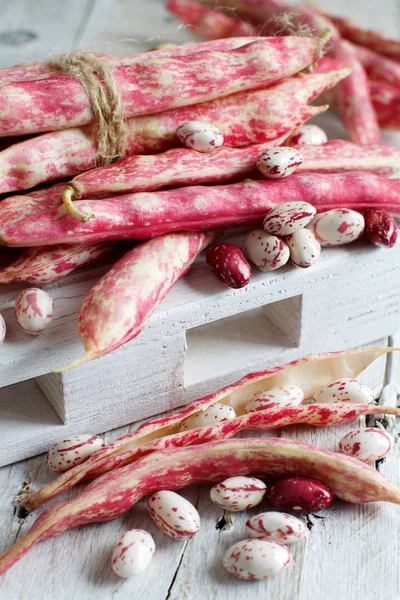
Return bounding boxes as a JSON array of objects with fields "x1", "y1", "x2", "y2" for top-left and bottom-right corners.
[
  {"x1": 1, "y1": 15, "x2": 400, "y2": 368},
  {"x1": 0, "y1": 347, "x2": 399, "y2": 578},
  {"x1": 167, "y1": 0, "x2": 400, "y2": 142}
]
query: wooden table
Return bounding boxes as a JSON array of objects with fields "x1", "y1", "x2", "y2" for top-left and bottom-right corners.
[{"x1": 0, "y1": 1, "x2": 400, "y2": 598}]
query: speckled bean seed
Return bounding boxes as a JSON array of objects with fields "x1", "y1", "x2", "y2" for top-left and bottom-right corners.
[
  {"x1": 270, "y1": 477, "x2": 333, "y2": 514},
  {"x1": 210, "y1": 476, "x2": 266, "y2": 511},
  {"x1": 309, "y1": 209, "x2": 365, "y2": 246},
  {"x1": 257, "y1": 147, "x2": 303, "y2": 179},
  {"x1": 263, "y1": 201, "x2": 316, "y2": 236},
  {"x1": 176, "y1": 121, "x2": 224, "y2": 152},
  {"x1": 338, "y1": 427, "x2": 392, "y2": 462},
  {"x1": 245, "y1": 512, "x2": 309, "y2": 544},
  {"x1": 285, "y1": 228, "x2": 321, "y2": 268},
  {"x1": 47, "y1": 434, "x2": 105, "y2": 472},
  {"x1": 286, "y1": 124, "x2": 328, "y2": 146},
  {"x1": 313, "y1": 378, "x2": 374, "y2": 404},
  {"x1": 364, "y1": 209, "x2": 398, "y2": 248},
  {"x1": 111, "y1": 529, "x2": 155, "y2": 577},
  {"x1": 179, "y1": 403, "x2": 236, "y2": 431},
  {"x1": 148, "y1": 490, "x2": 200, "y2": 539},
  {"x1": 245, "y1": 385, "x2": 304, "y2": 413},
  {"x1": 0, "y1": 314, "x2": 5, "y2": 345},
  {"x1": 244, "y1": 229, "x2": 290, "y2": 272},
  {"x1": 15, "y1": 287, "x2": 53, "y2": 335},
  {"x1": 223, "y1": 539, "x2": 291, "y2": 580}
]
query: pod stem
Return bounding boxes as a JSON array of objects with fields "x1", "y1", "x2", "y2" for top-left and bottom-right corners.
[{"x1": 63, "y1": 185, "x2": 94, "y2": 223}]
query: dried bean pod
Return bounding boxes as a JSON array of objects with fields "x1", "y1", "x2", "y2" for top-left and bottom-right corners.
[
  {"x1": 66, "y1": 140, "x2": 400, "y2": 204},
  {"x1": 0, "y1": 38, "x2": 322, "y2": 136},
  {"x1": 0, "y1": 243, "x2": 115, "y2": 285},
  {"x1": 6, "y1": 173, "x2": 400, "y2": 248},
  {"x1": 167, "y1": 0, "x2": 257, "y2": 39},
  {"x1": 0, "y1": 68, "x2": 348, "y2": 194},
  {"x1": 329, "y1": 13, "x2": 400, "y2": 61},
  {"x1": 335, "y1": 40, "x2": 380, "y2": 145},
  {"x1": 56, "y1": 231, "x2": 216, "y2": 370},
  {"x1": 26, "y1": 347, "x2": 398, "y2": 512},
  {"x1": 2, "y1": 436, "x2": 400, "y2": 575},
  {"x1": 353, "y1": 43, "x2": 400, "y2": 90}
]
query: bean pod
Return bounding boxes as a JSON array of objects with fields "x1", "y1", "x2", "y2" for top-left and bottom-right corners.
[
  {"x1": 148, "y1": 490, "x2": 200, "y2": 539},
  {"x1": 111, "y1": 529, "x2": 155, "y2": 577},
  {"x1": 47, "y1": 435, "x2": 105, "y2": 472},
  {"x1": 210, "y1": 476, "x2": 266, "y2": 511}
]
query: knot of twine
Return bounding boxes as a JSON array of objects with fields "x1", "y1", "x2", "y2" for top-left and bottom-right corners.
[{"x1": 51, "y1": 52, "x2": 128, "y2": 167}]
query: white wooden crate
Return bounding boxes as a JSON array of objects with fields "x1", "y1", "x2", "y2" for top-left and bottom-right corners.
[{"x1": 1, "y1": 234, "x2": 399, "y2": 466}]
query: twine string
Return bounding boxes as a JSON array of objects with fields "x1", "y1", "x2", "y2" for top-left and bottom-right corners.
[{"x1": 51, "y1": 52, "x2": 128, "y2": 167}]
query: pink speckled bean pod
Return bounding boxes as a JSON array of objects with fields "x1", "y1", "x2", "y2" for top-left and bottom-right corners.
[
  {"x1": 166, "y1": 0, "x2": 257, "y2": 38},
  {"x1": 0, "y1": 37, "x2": 322, "y2": 137},
  {"x1": 0, "y1": 67, "x2": 348, "y2": 194},
  {"x1": 3, "y1": 172, "x2": 400, "y2": 248},
  {"x1": 64, "y1": 127, "x2": 318, "y2": 199},
  {"x1": 0, "y1": 39, "x2": 259, "y2": 85},
  {"x1": 0, "y1": 90, "x2": 321, "y2": 195},
  {"x1": 56, "y1": 230, "x2": 216, "y2": 371},
  {"x1": 2, "y1": 434, "x2": 400, "y2": 576},
  {"x1": 0, "y1": 243, "x2": 115, "y2": 285},
  {"x1": 335, "y1": 40, "x2": 380, "y2": 145},
  {"x1": 369, "y1": 80, "x2": 400, "y2": 130},
  {"x1": 295, "y1": 140, "x2": 400, "y2": 176},
  {"x1": 0, "y1": 183, "x2": 66, "y2": 227},
  {"x1": 26, "y1": 347, "x2": 397, "y2": 511},
  {"x1": 352, "y1": 43, "x2": 400, "y2": 89},
  {"x1": 328, "y1": 13, "x2": 400, "y2": 61},
  {"x1": 69, "y1": 128, "x2": 400, "y2": 203}
]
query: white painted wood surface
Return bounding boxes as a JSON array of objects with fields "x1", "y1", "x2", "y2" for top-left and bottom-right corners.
[{"x1": 0, "y1": 1, "x2": 400, "y2": 598}]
